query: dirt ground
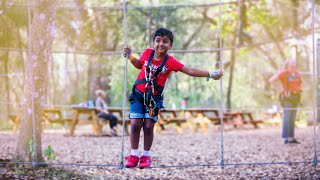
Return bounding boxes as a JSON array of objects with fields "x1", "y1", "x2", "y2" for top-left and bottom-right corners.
[{"x1": 1, "y1": 125, "x2": 320, "y2": 179}]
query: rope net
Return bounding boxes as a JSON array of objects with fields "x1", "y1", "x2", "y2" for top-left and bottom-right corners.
[{"x1": 0, "y1": 0, "x2": 319, "y2": 172}]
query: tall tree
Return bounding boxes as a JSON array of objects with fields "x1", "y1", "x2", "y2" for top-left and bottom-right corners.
[
  {"x1": 15, "y1": 0, "x2": 58, "y2": 164},
  {"x1": 226, "y1": 0, "x2": 243, "y2": 109}
]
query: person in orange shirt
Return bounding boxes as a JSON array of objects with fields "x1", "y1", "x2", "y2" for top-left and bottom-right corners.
[{"x1": 269, "y1": 59, "x2": 302, "y2": 144}]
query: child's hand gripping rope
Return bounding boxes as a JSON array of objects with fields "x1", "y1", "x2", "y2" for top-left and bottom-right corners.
[
  {"x1": 207, "y1": 70, "x2": 224, "y2": 80},
  {"x1": 122, "y1": 45, "x2": 132, "y2": 58},
  {"x1": 122, "y1": 45, "x2": 136, "y2": 62}
]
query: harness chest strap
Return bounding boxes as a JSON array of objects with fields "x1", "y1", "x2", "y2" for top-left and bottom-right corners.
[
  {"x1": 134, "y1": 50, "x2": 169, "y2": 94},
  {"x1": 284, "y1": 72, "x2": 301, "y2": 96}
]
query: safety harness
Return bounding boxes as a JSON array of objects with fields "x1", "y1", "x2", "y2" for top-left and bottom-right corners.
[
  {"x1": 284, "y1": 72, "x2": 301, "y2": 96},
  {"x1": 280, "y1": 71, "x2": 302, "y2": 106},
  {"x1": 134, "y1": 50, "x2": 169, "y2": 116}
]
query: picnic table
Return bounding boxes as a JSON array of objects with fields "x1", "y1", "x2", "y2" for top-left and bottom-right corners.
[
  {"x1": 8, "y1": 107, "x2": 263, "y2": 135},
  {"x1": 42, "y1": 109, "x2": 72, "y2": 126},
  {"x1": 263, "y1": 111, "x2": 282, "y2": 127},
  {"x1": 69, "y1": 107, "x2": 131, "y2": 136},
  {"x1": 223, "y1": 111, "x2": 263, "y2": 128},
  {"x1": 69, "y1": 107, "x2": 100, "y2": 136},
  {"x1": 8, "y1": 108, "x2": 72, "y2": 132},
  {"x1": 157, "y1": 108, "x2": 229, "y2": 133},
  {"x1": 158, "y1": 109, "x2": 189, "y2": 134},
  {"x1": 185, "y1": 108, "x2": 228, "y2": 133}
]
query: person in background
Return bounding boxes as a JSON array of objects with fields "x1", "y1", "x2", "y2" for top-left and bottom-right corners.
[
  {"x1": 95, "y1": 89, "x2": 118, "y2": 136},
  {"x1": 269, "y1": 59, "x2": 302, "y2": 144}
]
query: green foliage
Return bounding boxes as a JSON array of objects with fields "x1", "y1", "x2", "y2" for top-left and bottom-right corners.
[
  {"x1": 0, "y1": 0, "x2": 315, "y2": 112},
  {"x1": 248, "y1": 6, "x2": 278, "y2": 26},
  {"x1": 44, "y1": 145, "x2": 57, "y2": 161},
  {"x1": 13, "y1": 164, "x2": 29, "y2": 177},
  {"x1": 28, "y1": 139, "x2": 35, "y2": 159}
]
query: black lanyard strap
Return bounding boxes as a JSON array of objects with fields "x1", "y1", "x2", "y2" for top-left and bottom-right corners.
[
  {"x1": 145, "y1": 50, "x2": 169, "y2": 84},
  {"x1": 134, "y1": 50, "x2": 169, "y2": 94}
]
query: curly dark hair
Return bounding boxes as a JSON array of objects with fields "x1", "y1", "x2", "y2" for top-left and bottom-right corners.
[{"x1": 153, "y1": 28, "x2": 174, "y2": 45}]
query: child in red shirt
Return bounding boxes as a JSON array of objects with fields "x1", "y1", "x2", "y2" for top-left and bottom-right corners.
[{"x1": 122, "y1": 28, "x2": 223, "y2": 168}]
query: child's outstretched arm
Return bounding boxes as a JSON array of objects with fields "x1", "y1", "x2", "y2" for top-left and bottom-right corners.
[
  {"x1": 122, "y1": 45, "x2": 142, "y2": 69},
  {"x1": 180, "y1": 66, "x2": 223, "y2": 80}
]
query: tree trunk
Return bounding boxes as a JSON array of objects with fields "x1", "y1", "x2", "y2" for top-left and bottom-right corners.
[
  {"x1": 291, "y1": 0, "x2": 299, "y2": 66},
  {"x1": 263, "y1": 25, "x2": 287, "y2": 60},
  {"x1": 291, "y1": 0, "x2": 299, "y2": 32},
  {"x1": 15, "y1": 0, "x2": 58, "y2": 165},
  {"x1": 226, "y1": 3, "x2": 242, "y2": 110},
  {"x1": 3, "y1": 51, "x2": 10, "y2": 117},
  {"x1": 226, "y1": 38, "x2": 237, "y2": 110}
]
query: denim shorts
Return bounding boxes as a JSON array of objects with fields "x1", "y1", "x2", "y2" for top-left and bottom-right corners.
[{"x1": 129, "y1": 88, "x2": 163, "y2": 122}]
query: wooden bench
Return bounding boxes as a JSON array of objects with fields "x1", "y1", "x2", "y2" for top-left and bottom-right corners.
[
  {"x1": 185, "y1": 108, "x2": 229, "y2": 133},
  {"x1": 8, "y1": 109, "x2": 72, "y2": 132},
  {"x1": 263, "y1": 111, "x2": 282, "y2": 127},
  {"x1": 42, "y1": 109, "x2": 72, "y2": 128},
  {"x1": 70, "y1": 107, "x2": 101, "y2": 136},
  {"x1": 69, "y1": 107, "x2": 131, "y2": 136},
  {"x1": 158, "y1": 109, "x2": 188, "y2": 134}
]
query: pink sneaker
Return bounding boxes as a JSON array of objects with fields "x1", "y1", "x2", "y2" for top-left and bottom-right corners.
[
  {"x1": 125, "y1": 155, "x2": 139, "y2": 168},
  {"x1": 138, "y1": 156, "x2": 152, "y2": 169}
]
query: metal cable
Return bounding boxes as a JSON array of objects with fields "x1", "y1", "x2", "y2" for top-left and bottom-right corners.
[
  {"x1": 119, "y1": 0, "x2": 129, "y2": 170},
  {"x1": 0, "y1": 161, "x2": 118, "y2": 167},
  {"x1": 1, "y1": 0, "x2": 259, "y2": 10},
  {"x1": 0, "y1": 70, "x2": 319, "y2": 77},
  {"x1": 218, "y1": 0, "x2": 225, "y2": 169},
  {"x1": 1, "y1": 27, "x2": 319, "y2": 58},
  {"x1": 1, "y1": 30, "x2": 319, "y2": 55},
  {"x1": 0, "y1": 160, "x2": 312, "y2": 169},
  {"x1": 1, "y1": 100, "x2": 320, "y2": 111},
  {"x1": 311, "y1": 0, "x2": 318, "y2": 166},
  {"x1": 149, "y1": 160, "x2": 311, "y2": 169}
]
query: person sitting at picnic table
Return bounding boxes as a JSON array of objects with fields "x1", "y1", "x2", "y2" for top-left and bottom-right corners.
[
  {"x1": 269, "y1": 59, "x2": 302, "y2": 144},
  {"x1": 95, "y1": 89, "x2": 118, "y2": 136}
]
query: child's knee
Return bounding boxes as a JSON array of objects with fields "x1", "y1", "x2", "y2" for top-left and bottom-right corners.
[
  {"x1": 143, "y1": 124, "x2": 154, "y2": 135},
  {"x1": 131, "y1": 121, "x2": 143, "y2": 133}
]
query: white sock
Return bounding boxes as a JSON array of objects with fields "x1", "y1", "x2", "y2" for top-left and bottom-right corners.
[
  {"x1": 131, "y1": 149, "x2": 139, "y2": 156},
  {"x1": 142, "y1": 150, "x2": 150, "y2": 156},
  {"x1": 288, "y1": 137, "x2": 294, "y2": 141}
]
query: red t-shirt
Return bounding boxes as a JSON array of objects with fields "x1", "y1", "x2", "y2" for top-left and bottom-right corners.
[
  {"x1": 278, "y1": 70, "x2": 302, "y2": 94},
  {"x1": 135, "y1": 48, "x2": 184, "y2": 95}
]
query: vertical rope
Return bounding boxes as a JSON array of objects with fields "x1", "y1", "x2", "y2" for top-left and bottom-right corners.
[
  {"x1": 218, "y1": 0, "x2": 225, "y2": 169},
  {"x1": 311, "y1": 0, "x2": 318, "y2": 166},
  {"x1": 119, "y1": 0, "x2": 129, "y2": 170},
  {"x1": 28, "y1": 0, "x2": 38, "y2": 167}
]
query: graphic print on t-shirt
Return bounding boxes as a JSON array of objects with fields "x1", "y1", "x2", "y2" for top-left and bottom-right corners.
[
  {"x1": 144, "y1": 61, "x2": 168, "y2": 76},
  {"x1": 134, "y1": 48, "x2": 184, "y2": 94}
]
